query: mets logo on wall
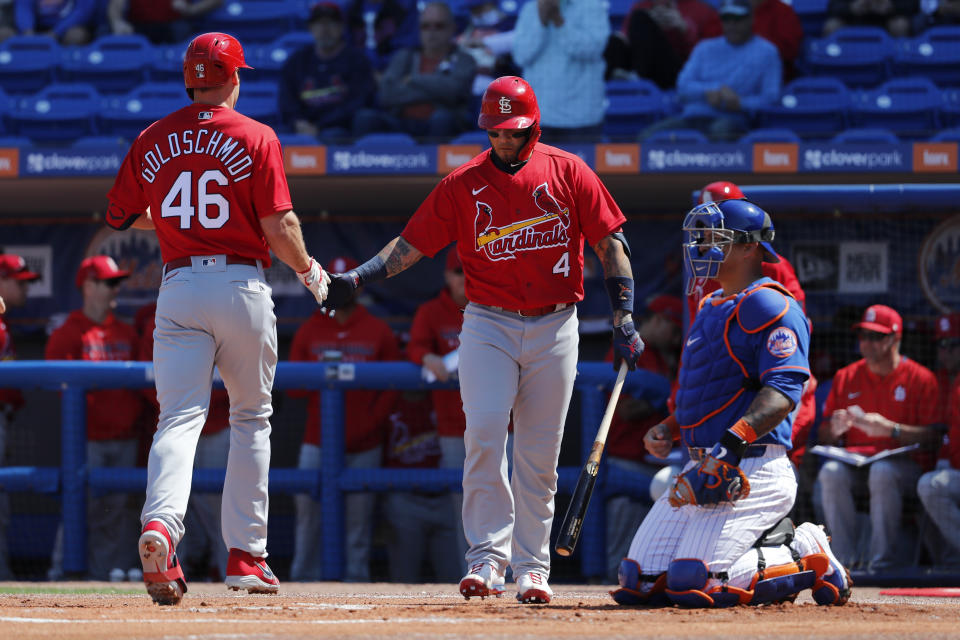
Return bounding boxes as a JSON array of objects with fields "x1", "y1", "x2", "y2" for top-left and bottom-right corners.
[
  {"x1": 766, "y1": 327, "x2": 798, "y2": 358},
  {"x1": 920, "y1": 214, "x2": 960, "y2": 314},
  {"x1": 474, "y1": 182, "x2": 571, "y2": 261}
]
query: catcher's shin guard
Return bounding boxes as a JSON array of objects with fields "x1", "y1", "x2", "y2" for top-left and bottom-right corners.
[
  {"x1": 665, "y1": 559, "x2": 715, "y2": 607},
  {"x1": 609, "y1": 559, "x2": 668, "y2": 606}
]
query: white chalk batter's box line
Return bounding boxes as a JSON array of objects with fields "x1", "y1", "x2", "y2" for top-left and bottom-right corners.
[{"x1": 0, "y1": 615, "x2": 509, "y2": 626}]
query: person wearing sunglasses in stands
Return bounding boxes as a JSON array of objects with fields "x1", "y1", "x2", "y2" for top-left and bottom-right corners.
[{"x1": 815, "y1": 304, "x2": 943, "y2": 574}]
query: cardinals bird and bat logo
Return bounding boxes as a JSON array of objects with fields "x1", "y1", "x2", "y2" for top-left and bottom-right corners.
[{"x1": 474, "y1": 182, "x2": 571, "y2": 261}]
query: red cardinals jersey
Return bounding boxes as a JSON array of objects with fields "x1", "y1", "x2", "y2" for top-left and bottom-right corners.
[
  {"x1": 789, "y1": 374, "x2": 818, "y2": 466},
  {"x1": 383, "y1": 391, "x2": 442, "y2": 469},
  {"x1": 0, "y1": 317, "x2": 24, "y2": 411},
  {"x1": 824, "y1": 357, "x2": 940, "y2": 465},
  {"x1": 106, "y1": 104, "x2": 293, "y2": 265},
  {"x1": 290, "y1": 305, "x2": 400, "y2": 453},
  {"x1": 407, "y1": 289, "x2": 466, "y2": 437},
  {"x1": 401, "y1": 144, "x2": 626, "y2": 309},
  {"x1": 688, "y1": 256, "x2": 806, "y2": 324},
  {"x1": 45, "y1": 310, "x2": 143, "y2": 441}
]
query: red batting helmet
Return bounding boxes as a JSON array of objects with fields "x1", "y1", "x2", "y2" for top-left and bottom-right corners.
[
  {"x1": 478, "y1": 76, "x2": 541, "y2": 161},
  {"x1": 698, "y1": 181, "x2": 744, "y2": 204},
  {"x1": 183, "y1": 32, "x2": 252, "y2": 93}
]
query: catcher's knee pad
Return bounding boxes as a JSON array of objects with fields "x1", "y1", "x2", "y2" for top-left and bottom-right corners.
[
  {"x1": 665, "y1": 559, "x2": 715, "y2": 608},
  {"x1": 609, "y1": 559, "x2": 668, "y2": 607}
]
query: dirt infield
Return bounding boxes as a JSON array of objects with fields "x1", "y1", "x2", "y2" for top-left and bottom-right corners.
[{"x1": 0, "y1": 582, "x2": 957, "y2": 639}]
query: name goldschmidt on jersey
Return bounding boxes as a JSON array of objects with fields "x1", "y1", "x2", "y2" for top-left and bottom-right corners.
[{"x1": 139, "y1": 128, "x2": 254, "y2": 184}]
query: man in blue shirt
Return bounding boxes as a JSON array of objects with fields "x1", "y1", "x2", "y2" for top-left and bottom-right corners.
[{"x1": 640, "y1": 0, "x2": 781, "y2": 141}]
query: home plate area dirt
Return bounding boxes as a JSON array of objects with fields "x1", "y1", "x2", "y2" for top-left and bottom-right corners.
[{"x1": 0, "y1": 583, "x2": 957, "y2": 639}]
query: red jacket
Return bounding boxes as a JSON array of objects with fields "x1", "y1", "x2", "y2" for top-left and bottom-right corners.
[
  {"x1": 407, "y1": 289, "x2": 466, "y2": 437},
  {"x1": 290, "y1": 305, "x2": 400, "y2": 453},
  {"x1": 0, "y1": 317, "x2": 24, "y2": 412},
  {"x1": 45, "y1": 310, "x2": 143, "y2": 441},
  {"x1": 789, "y1": 373, "x2": 818, "y2": 466},
  {"x1": 753, "y1": 0, "x2": 804, "y2": 81}
]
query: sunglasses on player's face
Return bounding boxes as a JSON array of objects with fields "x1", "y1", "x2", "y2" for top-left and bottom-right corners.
[{"x1": 486, "y1": 130, "x2": 529, "y2": 140}]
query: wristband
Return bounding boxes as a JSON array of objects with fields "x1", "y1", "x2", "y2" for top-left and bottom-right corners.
[
  {"x1": 729, "y1": 418, "x2": 758, "y2": 444},
  {"x1": 349, "y1": 255, "x2": 387, "y2": 287},
  {"x1": 604, "y1": 276, "x2": 635, "y2": 314}
]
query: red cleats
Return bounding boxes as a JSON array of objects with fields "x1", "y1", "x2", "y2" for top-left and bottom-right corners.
[
  {"x1": 139, "y1": 521, "x2": 187, "y2": 606},
  {"x1": 225, "y1": 548, "x2": 280, "y2": 594}
]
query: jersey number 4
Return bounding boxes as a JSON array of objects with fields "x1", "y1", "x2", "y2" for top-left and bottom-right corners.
[
  {"x1": 552, "y1": 252, "x2": 570, "y2": 278},
  {"x1": 161, "y1": 170, "x2": 230, "y2": 230}
]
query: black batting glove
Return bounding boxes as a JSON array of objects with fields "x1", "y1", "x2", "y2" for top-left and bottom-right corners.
[
  {"x1": 612, "y1": 320, "x2": 644, "y2": 371},
  {"x1": 323, "y1": 271, "x2": 359, "y2": 310}
]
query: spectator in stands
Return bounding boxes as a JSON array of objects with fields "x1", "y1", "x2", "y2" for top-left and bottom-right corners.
[
  {"x1": 457, "y1": 0, "x2": 518, "y2": 97},
  {"x1": 603, "y1": 294, "x2": 682, "y2": 581},
  {"x1": 406, "y1": 249, "x2": 470, "y2": 571},
  {"x1": 352, "y1": 2, "x2": 476, "y2": 142},
  {"x1": 346, "y1": 0, "x2": 420, "y2": 71},
  {"x1": 136, "y1": 302, "x2": 229, "y2": 581},
  {"x1": 512, "y1": 0, "x2": 609, "y2": 141},
  {"x1": 917, "y1": 380, "x2": 960, "y2": 572},
  {"x1": 46, "y1": 256, "x2": 143, "y2": 580},
  {"x1": 620, "y1": 0, "x2": 721, "y2": 76},
  {"x1": 280, "y1": 2, "x2": 376, "y2": 143},
  {"x1": 823, "y1": 0, "x2": 917, "y2": 37},
  {"x1": 0, "y1": 1, "x2": 16, "y2": 44},
  {"x1": 107, "y1": 0, "x2": 224, "y2": 44},
  {"x1": 383, "y1": 388, "x2": 461, "y2": 582},
  {"x1": 641, "y1": 0, "x2": 780, "y2": 142},
  {"x1": 14, "y1": 0, "x2": 98, "y2": 45},
  {"x1": 916, "y1": 0, "x2": 960, "y2": 31},
  {"x1": 749, "y1": 0, "x2": 804, "y2": 82},
  {"x1": 816, "y1": 304, "x2": 942, "y2": 571},
  {"x1": 289, "y1": 256, "x2": 400, "y2": 582},
  {"x1": 0, "y1": 254, "x2": 40, "y2": 581}
]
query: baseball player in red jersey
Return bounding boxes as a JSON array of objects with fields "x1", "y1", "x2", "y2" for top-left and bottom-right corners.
[
  {"x1": 45, "y1": 256, "x2": 143, "y2": 581},
  {"x1": 817, "y1": 304, "x2": 941, "y2": 571},
  {"x1": 288, "y1": 256, "x2": 400, "y2": 582},
  {"x1": 0, "y1": 254, "x2": 40, "y2": 580},
  {"x1": 105, "y1": 32, "x2": 330, "y2": 605},
  {"x1": 322, "y1": 76, "x2": 644, "y2": 603}
]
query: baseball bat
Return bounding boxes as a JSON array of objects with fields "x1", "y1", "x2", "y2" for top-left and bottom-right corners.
[{"x1": 555, "y1": 360, "x2": 629, "y2": 557}]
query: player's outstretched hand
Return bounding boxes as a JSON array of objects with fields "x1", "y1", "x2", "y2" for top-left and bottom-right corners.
[
  {"x1": 644, "y1": 423, "x2": 674, "y2": 458},
  {"x1": 612, "y1": 321, "x2": 644, "y2": 371},
  {"x1": 296, "y1": 258, "x2": 331, "y2": 305},
  {"x1": 323, "y1": 271, "x2": 359, "y2": 310},
  {"x1": 668, "y1": 442, "x2": 750, "y2": 508}
]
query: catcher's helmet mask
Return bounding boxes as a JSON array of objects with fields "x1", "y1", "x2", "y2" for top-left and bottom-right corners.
[{"x1": 682, "y1": 199, "x2": 779, "y2": 294}]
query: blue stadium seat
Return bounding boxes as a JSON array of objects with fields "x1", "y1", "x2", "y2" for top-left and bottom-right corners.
[
  {"x1": 603, "y1": 79, "x2": 668, "y2": 137},
  {"x1": 930, "y1": 128, "x2": 960, "y2": 142},
  {"x1": 7, "y1": 83, "x2": 102, "y2": 142},
  {"x1": 789, "y1": 0, "x2": 829, "y2": 39},
  {"x1": 756, "y1": 77, "x2": 850, "y2": 137},
  {"x1": 244, "y1": 31, "x2": 315, "y2": 83},
  {"x1": 645, "y1": 129, "x2": 709, "y2": 144},
  {"x1": 803, "y1": 27, "x2": 895, "y2": 87},
  {"x1": 893, "y1": 26, "x2": 960, "y2": 87},
  {"x1": 831, "y1": 127, "x2": 901, "y2": 144},
  {"x1": 449, "y1": 130, "x2": 490, "y2": 145},
  {"x1": 941, "y1": 88, "x2": 960, "y2": 128},
  {"x1": 200, "y1": 1, "x2": 301, "y2": 43},
  {"x1": 738, "y1": 127, "x2": 802, "y2": 144},
  {"x1": 278, "y1": 132, "x2": 320, "y2": 146},
  {"x1": 0, "y1": 136, "x2": 32, "y2": 147},
  {"x1": 0, "y1": 36, "x2": 61, "y2": 95},
  {"x1": 354, "y1": 132, "x2": 418, "y2": 146},
  {"x1": 150, "y1": 41, "x2": 188, "y2": 83},
  {"x1": 236, "y1": 81, "x2": 283, "y2": 129},
  {"x1": 0, "y1": 86, "x2": 10, "y2": 134},
  {"x1": 99, "y1": 83, "x2": 190, "y2": 141},
  {"x1": 58, "y1": 34, "x2": 153, "y2": 95},
  {"x1": 850, "y1": 77, "x2": 942, "y2": 139}
]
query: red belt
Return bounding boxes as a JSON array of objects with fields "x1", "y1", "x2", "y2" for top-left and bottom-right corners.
[
  {"x1": 481, "y1": 302, "x2": 573, "y2": 317},
  {"x1": 163, "y1": 255, "x2": 259, "y2": 275}
]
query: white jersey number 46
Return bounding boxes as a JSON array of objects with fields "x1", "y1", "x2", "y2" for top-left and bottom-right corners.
[
  {"x1": 161, "y1": 170, "x2": 230, "y2": 230},
  {"x1": 552, "y1": 252, "x2": 570, "y2": 278}
]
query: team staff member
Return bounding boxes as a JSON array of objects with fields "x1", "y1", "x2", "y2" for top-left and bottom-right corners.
[
  {"x1": 817, "y1": 304, "x2": 941, "y2": 571},
  {"x1": 0, "y1": 254, "x2": 41, "y2": 580},
  {"x1": 612, "y1": 199, "x2": 850, "y2": 608},
  {"x1": 322, "y1": 76, "x2": 644, "y2": 604},
  {"x1": 289, "y1": 256, "x2": 400, "y2": 582},
  {"x1": 105, "y1": 32, "x2": 331, "y2": 605},
  {"x1": 46, "y1": 256, "x2": 142, "y2": 581}
]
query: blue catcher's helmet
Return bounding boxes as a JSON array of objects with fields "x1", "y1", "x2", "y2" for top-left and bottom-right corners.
[{"x1": 682, "y1": 198, "x2": 779, "y2": 294}]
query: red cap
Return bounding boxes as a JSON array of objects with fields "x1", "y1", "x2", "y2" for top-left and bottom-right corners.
[
  {"x1": 328, "y1": 256, "x2": 359, "y2": 273},
  {"x1": 0, "y1": 254, "x2": 40, "y2": 281},
  {"x1": 698, "y1": 181, "x2": 744, "y2": 204},
  {"x1": 75, "y1": 255, "x2": 130, "y2": 289},
  {"x1": 935, "y1": 313, "x2": 960, "y2": 340},
  {"x1": 647, "y1": 294, "x2": 683, "y2": 328},
  {"x1": 852, "y1": 304, "x2": 902, "y2": 336},
  {"x1": 445, "y1": 249, "x2": 462, "y2": 271}
]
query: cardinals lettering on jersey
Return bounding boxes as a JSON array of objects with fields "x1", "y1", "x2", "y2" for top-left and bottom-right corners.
[{"x1": 474, "y1": 182, "x2": 571, "y2": 260}]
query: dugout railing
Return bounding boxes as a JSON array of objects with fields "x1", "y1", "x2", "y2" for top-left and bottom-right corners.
[{"x1": 0, "y1": 361, "x2": 667, "y2": 580}]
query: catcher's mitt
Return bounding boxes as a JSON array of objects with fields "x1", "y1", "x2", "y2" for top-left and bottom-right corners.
[{"x1": 669, "y1": 443, "x2": 751, "y2": 507}]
